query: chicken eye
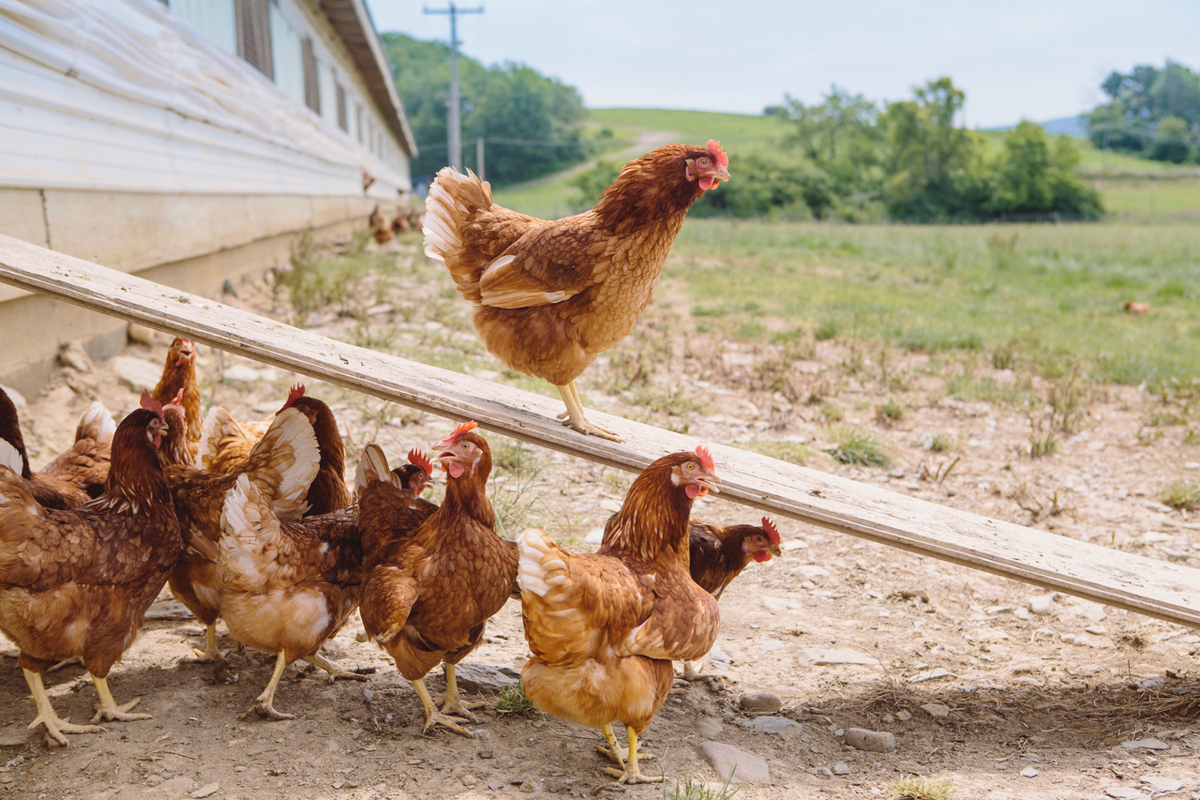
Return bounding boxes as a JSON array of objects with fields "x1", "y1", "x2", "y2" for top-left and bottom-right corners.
[
  {"x1": 686, "y1": 462, "x2": 695, "y2": 471},
  {"x1": 698, "y1": 157, "x2": 710, "y2": 167},
  {"x1": 461, "y1": 443, "x2": 470, "y2": 451}
]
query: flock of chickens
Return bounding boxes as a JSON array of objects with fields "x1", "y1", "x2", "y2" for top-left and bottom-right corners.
[
  {"x1": 0, "y1": 140, "x2": 796, "y2": 786},
  {"x1": 0, "y1": 338, "x2": 778, "y2": 784}
]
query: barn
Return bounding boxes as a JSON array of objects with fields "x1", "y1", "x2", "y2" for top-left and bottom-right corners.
[{"x1": 0, "y1": 0, "x2": 417, "y2": 390}]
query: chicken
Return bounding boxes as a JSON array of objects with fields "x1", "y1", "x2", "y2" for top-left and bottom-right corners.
[
  {"x1": 517, "y1": 447, "x2": 721, "y2": 784},
  {"x1": 151, "y1": 337, "x2": 202, "y2": 462},
  {"x1": 217, "y1": 472, "x2": 364, "y2": 720},
  {"x1": 164, "y1": 394, "x2": 320, "y2": 663},
  {"x1": 197, "y1": 390, "x2": 289, "y2": 476},
  {"x1": 423, "y1": 141, "x2": 730, "y2": 442},
  {"x1": 0, "y1": 392, "x2": 180, "y2": 746},
  {"x1": 357, "y1": 422, "x2": 517, "y2": 737},
  {"x1": 0, "y1": 387, "x2": 116, "y2": 510},
  {"x1": 369, "y1": 204, "x2": 395, "y2": 244},
  {"x1": 681, "y1": 516, "x2": 781, "y2": 681}
]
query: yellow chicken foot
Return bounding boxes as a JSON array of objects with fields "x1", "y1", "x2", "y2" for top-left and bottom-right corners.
[
  {"x1": 189, "y1": 625, "x2": 226, "y2": 663},
  {"x1": 413, "y1": 678, "x2": 474, "y2": 738},
  {"x1": 91, "y1": 675, "x2": 152, "y2": 723},
  {"x1": 24, "y1": 669, "x2": 104, "y2": 746},
  {"x1": 681, "y1": 659, "x2": 703, "y2": 681},
  {"x1": 439, "y1": 663, "x2": 484, "y2": 721},
  {"x1": 603, "y1": 727, "x2": 662, "y2": 784},
  {"x1": 242, "y1": 652, "x2": 295, "y2": 720},
  {"x1": 595, "y1": 722, "x2": 627, "y2": 767},
  {"x1": 555, "y1": 383, "x2": 624, "y2": 443},
  {"x1": 304, "y1": 653, "x2": 369, "y2": 684}
]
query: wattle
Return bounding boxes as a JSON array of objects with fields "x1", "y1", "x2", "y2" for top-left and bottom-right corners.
[
  {"x1": 447, "y1": 461, "x2": 464, "y2": 479},
  {"x1": 753, "y1": 551, "x2": 771, "y2": 563},
  {"x1": 698, "y1": 176, "x2": 715, "y2": 191}
]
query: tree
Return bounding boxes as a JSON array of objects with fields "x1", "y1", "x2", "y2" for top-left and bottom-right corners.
[
  {"x1": 1150, "y1": 115, "x2": 1192, "y2": 163},
  {"x1": 990, "y1": 122, "x2": 1102, "y2": 218},
  {"x1": 1086, "y1": 60, "x2": 1200, "y2": 156}
]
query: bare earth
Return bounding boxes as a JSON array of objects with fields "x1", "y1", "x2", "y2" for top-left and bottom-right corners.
[{"x1": 2, "y1": 236, "x2": 1198, "y2": 800}]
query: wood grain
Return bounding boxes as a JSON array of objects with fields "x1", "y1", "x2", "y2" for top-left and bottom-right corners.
[{"x1": 1, "y1": 233, "x2": 1197, "y2": 628}]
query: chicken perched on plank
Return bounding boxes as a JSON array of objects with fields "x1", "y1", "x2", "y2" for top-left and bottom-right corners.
[
  {"x1": 218, "y1": 470, "x2": 364, "y2": 720},
  {"x1": 0, "y1": 393, "x2": 180, "y2": 746},
  {"x1": 151, "y1": 337, "x2": 202, "y2": 462},
  {"x1": 357, "y1": 422, "x2": 517, "y2": 737},
  {"x1": 518, "y1": 447, "x2": 721, "y2": 784},
  {"x1": 0, "y1": 387, "x2": 116, "y2": 510},
  {"x1": 424, "y1": 141, "x2": 730, "y2": 441},
  {"x1": 164, "y1": 392, "x2": 320, "y2": 663}
]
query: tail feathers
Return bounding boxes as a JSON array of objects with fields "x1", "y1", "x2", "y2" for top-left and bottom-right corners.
[
  {"x1": 516, "y1": 527, "x2": 570, "y2": 599},
  {"x1": 422, "y1": 167, "x2": 492, "y2": 262},
  {"x1": 198, "y1": 406, "x2": 248, "y2": 471},
  {"x1": 354, "y1": 443, "x2": 404, "y2": 500},
  {"x1": 241, "y1": 407, "x2": 319, "y2": 522},
  {"x1": 75, "y1": 402, "x2": 115, "y2": 444},
  {"x1": 218, "y1": 473, "x2": 276, "y2": 592}
]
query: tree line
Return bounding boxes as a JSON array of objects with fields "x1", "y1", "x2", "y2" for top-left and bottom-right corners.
[
  {"x1": 1086, "y1": 60, "x2": 1200, "y2": 164},
  {"x1": 381, "y1": 33, "x2": 590, "y2": 187}
]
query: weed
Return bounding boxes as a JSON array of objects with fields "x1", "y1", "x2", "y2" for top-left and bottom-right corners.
[
  {"x1": 493, "y1": 682, "x2": 539, "y2": 717},
  {"x1": 918, "y1": 456, "x2": 959, "y2": 484},
  {"x1": 662, "y1": 770, "x2": 739, "y2": 800},
  {"x1": 736, "y1": 440, "x2": 815, "y2": 466},
  {"x1": 927, "y1": 432, "x2": 957, "y2": 452},
  {"x1": 814, "y1": 319, "x2": 838, "y2": 341},
  {"x1": 826, "y1": 426, "x2": 891, "y2": 468},
  {"x1": 1160, "y1": 481, "x2": 1200, "y2": 510},
  {"x1": 892, "y1": 776, "x2": 957, "y2": 800},
  {"x1": 1028, "y1": 431, "x2": 1059, "y2": 458},
  {"x1": 1046, "y1": 366, "x2": 1089, "y2": 434},
  {"x1": 991, "y1": 341, "x2": 1018, "y2": 370},
  {"x1": 1185, "y1": 428, "x2": 1200, "y2": 446},
  {"x1": 818, "y1": 401, "x2": 844, "y2": 424},
  {"x1": 488, "y1": 440, "x2": 544, "y2": 539},
  {"x1": 875, "y1": 397, "x2": 904, "y2": 425}
]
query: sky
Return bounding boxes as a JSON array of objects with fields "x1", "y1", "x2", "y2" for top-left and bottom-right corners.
[{"x1": 363, "y1": 0, "x2": 1198, "y2": 128}]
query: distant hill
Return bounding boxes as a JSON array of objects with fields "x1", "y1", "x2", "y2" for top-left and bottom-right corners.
[{"x1": 985, "y1": 115, "x2": 1088, "y2": 138}]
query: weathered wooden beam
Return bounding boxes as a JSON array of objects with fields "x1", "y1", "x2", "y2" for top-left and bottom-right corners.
[{"x1": 0, "y1": 233, "x2": 1197, "y2": 628}]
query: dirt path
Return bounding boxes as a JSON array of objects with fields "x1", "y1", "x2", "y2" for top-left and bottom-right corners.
[{"x1": 2, "y1": 238, "x2": 1198, "y2": 800}]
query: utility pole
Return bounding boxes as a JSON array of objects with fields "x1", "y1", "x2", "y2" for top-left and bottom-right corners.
[
  {"x1": 424, "y1": 3, "x2": 483, "y2": 171},
  {"x1": 476, "y1": 137, "x2": 485, "y2": 181}
]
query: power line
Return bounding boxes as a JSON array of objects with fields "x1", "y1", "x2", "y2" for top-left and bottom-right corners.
[{"x1": 423, "y1": 3, "x2": 483, "y2": 172}]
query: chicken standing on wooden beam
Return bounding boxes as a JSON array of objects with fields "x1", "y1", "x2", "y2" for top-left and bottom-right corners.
[{"x1": 423, "y1": 141, "x2": 730, "y2": 442}]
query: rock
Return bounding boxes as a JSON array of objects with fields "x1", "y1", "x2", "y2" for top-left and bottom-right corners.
[
  {"x1": 708, "y1": 647, "x2": 733, "y2": 671},
  {"x1": 967, "y1": 628, "x2": 1010, "y2": 642},
  {"x1": 833, "y1": 762, "x2": 850, "y2": 776},
  {"x1": 1086, "y1": 625, "x2": 1109, "y2": 635},
  {"x1": 58, "y1": 340, "x2": 95, "y2": 374},
  {"x1": 802, "y1": 648, "x2": 880, "y2": 666},
  {"x1": 190, "y1": 785, "x2": 219, "y2": 799},
  {"x1": 155, "y1": 777, "x2": 197, "y2": 797},
  {"x1": 897, "y1": 761, "x2": 930, "y2": 776},
  {"x1": 488, "y1": 780, "x2": 504, "y2": 791},
  {"x1": 909, "y1": 668, "x2": 953, "y2": 683},
  {"x1": 844, "y1": 728, "x2": 896, "y2": 753},
  {"x1": 696, "y1": 742, "x2": 771, "y2": 785},
  {"x1": 696, "y1": 717, "x2": 722, "y2": 738},
  {"x1": 584, "y1": 527, "x2": 604, "y2": 545},
  {"x1": 58, "y1": 341, "x2": 100, "y2": 398},
  {"x1": 740, "y1": 692, "x2": 783, "y2": 714},
  {"x1": 112, "y1": 355, "x2": 162, "y2": 393},
  {"x1": 0, "y1": 728, "x2": 29, "y2": 747},
  {"x1": 1139, "y1": 776, "x2": 1185, "y2": 793},
  {"x1": 758, "y1": 639, "x2": 786, "y2": 652},
  {"x1": 741, "y1": 716, "x2": 804, "y2": 735},
  {"x1": 452, "y1": 664, "x2": 519, "y2": 695},
  {"x1": 1014, "y1": 607, "x2": 1031, "y2": 620},
  {"x1": 815, "y1": 767, "x2": 834, "y2": 778},
  {"x1": 1120, "y1": 739, "x2": 1169, "y2": 751},
  {"x1": 127, "y1": 323, "x2": 156, "y2": 345},
  {"x1": 1079, "y1": 664, "x2": 1102, "y2": 676},
  {"x1": 461, "y1": 774, "x2": 478, "y2": 787},
  {"x1": 1030, "y1": 595, "x2": 1056, "y2": 615},
  {"x1": 223, "y1": 364, "x2": 263, "y2": 384},
  {"x1": 895, "y1": 710, "x2": 912, "y2": 722},
  {"x1": 1020, "y1": 767, "x2": 1039, "y2": 778},
  {"x1": 144, "y1": 600, "x2": 193, "y2": 620},
  {"x1": 1105, "y1": 789, "x2": 1150, "y2": 800},
  {"x1": 920, "y1": 703, "x2": 950, "y2": 719}
]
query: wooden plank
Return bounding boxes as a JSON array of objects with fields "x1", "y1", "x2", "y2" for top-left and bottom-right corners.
[{"x1": 0, "y1": 232, "x2": 1197, "y2": 628}]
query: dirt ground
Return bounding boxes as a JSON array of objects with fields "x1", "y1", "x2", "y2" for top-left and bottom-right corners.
[{"x1": 2, "y1": 236, "x2": 1198, "y2": 800}]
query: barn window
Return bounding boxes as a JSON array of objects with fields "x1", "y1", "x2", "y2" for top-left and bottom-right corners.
[
  {"x1": 168, "y1": 0, "x2": 237, "y2": 55},
  {"x1": 301, "y1": 36, "x2": 320, "y2": 114},
  {"x1": 336, "y1": 83, "x2": 348, "y2": 132},
  {"x1": 268, "y1": 3, "x2": 303, "y2": 104},
  {"x1": 235, "y1": 0, "x2": 272, "y2": 79}
]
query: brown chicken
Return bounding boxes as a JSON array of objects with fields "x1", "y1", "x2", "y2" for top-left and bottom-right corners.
[
  {"x1": 151, "y1": 337, "x2": 202, "y2": 462},
  {"x1": 165, "y1": 397, "x2": 320, "y2": 663},
  {"x1": 197, "y1": 392, "x2": 287, "y2": 476},
  {"x1": 217, "y1": 472, "x2": 364, "y2": 720},
  {"x1": 518, "y1": 447, "x2": 721, "y2": 784},
  {"x1": 0, "y1": 388, "x2": 116, "y2": 510},
  {"x1": 357, "y1": 422, "x2": 517, "y2": 737},
  {"x1": 423, "y1": 141, "x2": 730, "y2": 441},
  {"x1": 0, "y1": 393, "x2": 180, "y2": 746}
]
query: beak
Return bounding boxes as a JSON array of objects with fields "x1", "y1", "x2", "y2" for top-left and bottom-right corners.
[
  {"x1": 770, "y1": 543, "x2": 782, "y2": 557},
  {"x1": 695, "y1": 472, "x2": 721, "y2": 495},
  {"x1": 715, "y1": 166, "x2": 731, "y2": 184}
]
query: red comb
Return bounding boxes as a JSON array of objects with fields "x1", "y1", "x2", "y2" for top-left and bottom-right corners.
[
  {"x1": 407, "y1": 448, "x2": 433, "y2": 476},
  {"x1": 140, "y1": 390, "x2": 163, "y2": 417},
  {"x1": 762, "y1": 516, "x2": 781, "y2": 545},
  {"x1": 171, "y1": 388, "x2": 184, "y2": 406},
  {"x1": 707, "y1": 140, "x2": 728, "y2": 170},
  {"x1": 694, "y1": 444, "x2": 715, "y2": 471},
  {"x1": 440, "y1": 420, "x2": 478, "y2": 444},
  {"x1": 283, "y1": 384, "x2": 305, "y2": 409}
]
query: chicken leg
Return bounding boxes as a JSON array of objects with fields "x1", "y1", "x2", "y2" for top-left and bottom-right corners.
[
  {"x1": 304, "y1": 653, "x2": 368, "y2": 684},
  {"x1": 91, "y1": 675, "x2": 151, "y2": 723},
  {"x1": 243, "y1": 651, "x2": 294, "y2": 720},
  {"x1": 439, "y1": 662, "x2": 484, "y2": 721},
  {"x1": 24, "y1": 668, "x2": 104, "y2": 746},
  {"x1": 602, "y1": 726, "x2": 661, "y2": 784},
  {"x1": 555, "y1": 382, "x2": 623, "y2": 443},
  {"x1": 190, "y1": 624, "x2": 226, "y2": 663},
  {"x1": 412, "y1": 677, "x2": 474, "y2": 737}
]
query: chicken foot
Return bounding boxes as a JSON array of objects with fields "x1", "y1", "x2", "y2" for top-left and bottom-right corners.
[
  {"x1": 555, "y1": 383, "x2": 624, "y2": 443},
  {"x1": 596, "y1": 722, "x2": 655, "y2": 766},
  {"x1": 602, "y1": 726, "x2": 662, "y2": 784},
  {"x1": 413, "y1": 677, "x2": 474, "y2": 737},
  {"x1": 23, "y1": 668, "x2": 104, "y2": 746},
  {"x1": 190, "y1": 624, "x2": 227, "y2": 663},
  {"x1": 439, "y1": 663, "x2": 485, "y2": 721},
  {"x1": 91, "y1": 675, "x2": 151, "y2": 723},
  {"x1": 242, "y1": 652, "x2": 295, "y2": 721},
  {"x1": 304, "y1": 653, "x2": 369, "y2": 684}
]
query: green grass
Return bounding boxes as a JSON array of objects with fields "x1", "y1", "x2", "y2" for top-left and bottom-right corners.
[
  {"x1": 1160, "y1": 481, "x2": 1200, "y2": 510},
  {"x1": 493, "y1": 682, "x2": 538, "y2": 717},
  {"x1": 735, "y1": 440, "x2": 816, "y2": 466},
  {"x1": 826, "y1": 426, "x2": 891, "y2": 468},
  {"x1": 891, "y1": 776, "x2": 957, "y2": 800}
]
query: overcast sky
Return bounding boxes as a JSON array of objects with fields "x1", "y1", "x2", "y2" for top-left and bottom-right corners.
[{"x1": 363, "y1": 1, "x2": 1198, "y2": 128}]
